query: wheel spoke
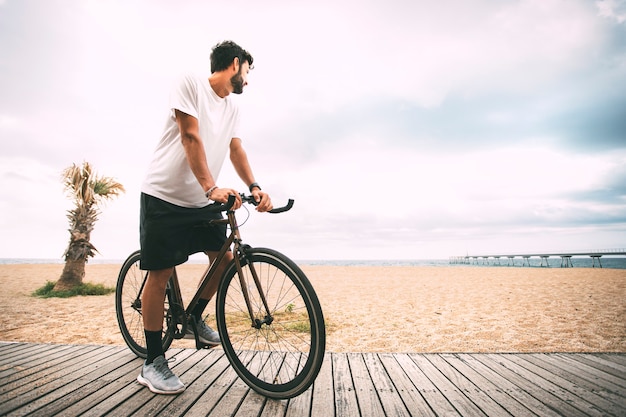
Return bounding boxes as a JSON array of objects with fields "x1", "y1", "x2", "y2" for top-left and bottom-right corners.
[{"x1": 115, "y1": 251, "x2": 174, "y2": 358}]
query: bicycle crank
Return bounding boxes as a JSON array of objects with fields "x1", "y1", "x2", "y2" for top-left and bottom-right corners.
[{"x1": 166, "y1": 303, "x2": 187, "y2": 339}]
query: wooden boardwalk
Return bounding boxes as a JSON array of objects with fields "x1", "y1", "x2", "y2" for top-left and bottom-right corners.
[{"x1": 0, "y1": 342, "x2": 624, "y2": 416}]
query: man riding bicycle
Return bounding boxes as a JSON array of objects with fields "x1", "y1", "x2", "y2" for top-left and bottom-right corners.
[{"x1": 137, "y1": 40, "x2": 273, "y2": 395}]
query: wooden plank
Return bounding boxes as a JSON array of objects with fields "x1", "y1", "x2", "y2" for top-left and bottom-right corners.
[
  {"x1": 1, "y1": 343, "x2": 79, "y2": 370},
  {"x1": 393, "y1": 353, "x2": 459, "y2": 416},
  {"x1": 377, "y1": 353, "x2": 436, "y2": 416},
  {"x1": 132, "y1": 349, "x2": 208, "y2": 416},
  {"x1": 361, "y1": 353, "x2": 411, "y2": 417},
  {"x1": 410, "y1": 354, "x2": 488, "y2": 416},
  {"x1": 263, "y1": 352, "x2": 303, "y2": 417},
  {"x1": 524, "y1": 354, "x2": 626, "y2": 402},
  {"x1": 598, "y1": 353, "x2": 626, "y2": 366},
  {"x1": 204, "y1": 351, "x2": 272, "y2": 417},
  {"x1": 70, "y1": 349, "x2": 191, "y2": 417},
  {"x1": 80, "y1": 349, "x2": 194, "y2": 417},
  {"x1": 1, "y1": 343, "x2": 114, "y2": 396},
  {"x1": 441, "y1": 354, "x2": 543, "y2": 417},
  {"x1": 3, "y1": 347, "x2": 134, "y2": 417},
  {"x1": 479, "y1": 354, "x2": 591, "y2": 417},
  {"x1": 454, "y1": 354, "x2": 561, "y2": 417},
  {"x1": 572, "y1": 353, "x2": 626, "y2": 379},
  {"x1": 0, "y1": 343, "x2": 52, "y2": 368},
  {"x1": 195, "y1": 362, "x2": 247, "y2": 417},
  {"x1": 233, "y1": 390, "x2": 268, "y2": 417},
  {"x1": 347, "y1": 353, "x2": 386, "y2": 417},
  {"x1": 1, "y1": 343, "x2": 624, "y2": 417},
  {"x1": 332, "y1": 352, "x2": 359, "y2": 416},
  {"x1": 209, "y1": 353, "x2": 272, "y2": 416},
  {"x1": 284, "y1": 387, "x2": 312, "y2": 417},
  {"x1": 153, "y1": 350, "x2": 232, "y2": 417},
  {"x1": 310, "y1": 352, "x2": 334, "y2": 417},
  {"x1": 282, "y1": 355, "x2": 313, "y2": 417},
  {"x1": 0, "y1": 344, "x2": 68, "y2": 380},
  {"x1": 0, "y1": 344, "x2": 92, "y2": 385},
  {"x1": 29, "y1": 352, "x2": 143, "y2": 417},
  {"x1": 0, "y1": 342, "x2": 40, "y2": 358},
  {"x1": 426, "y1": 354, "x2": 513, "y2": 416},
  {"x1": 258, "y1": 396, "x2": 288, "y2": 417},
  {"x1": 504, "y1": 354, "x2": 622, "y2": 416},
  {"x1": 0, "y1": 341, "x2": 19, "y2": 351},
  {"x1": 258, "y1": 352, "x2": 298, "y2": 417},
  {"x1": 553, "y1": 353, "x2": 626, "y2": 389},
  {"x1": 115, "y1": 349, "x2": 199, "y2": 417},
  {"x1": 0, "y1": 345, "x2": 120, "y2": 415},
  {"x1": 52, "y1": 356, "x2": 144, "y2": 417}
]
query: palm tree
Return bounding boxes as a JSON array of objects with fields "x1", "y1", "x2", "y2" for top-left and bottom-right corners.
[{"x1": 55, "y1": 162, "x2": 125, "y2": 291}]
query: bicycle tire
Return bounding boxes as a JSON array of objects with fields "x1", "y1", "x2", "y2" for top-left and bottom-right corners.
[
  {"x1": 115, "y1": 250, "x2": 174, "y2": 358},
  {"x1": 215, "y1": 248, "x2": 326, "y2": 399}
]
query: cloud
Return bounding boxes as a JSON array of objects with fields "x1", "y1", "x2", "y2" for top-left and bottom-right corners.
[
  {"x1": 0, "y1": 0, "x2": 625, "y2": 260},
  {"x1": 597, "y1": 0, "x2": 626, "y2": 23}
]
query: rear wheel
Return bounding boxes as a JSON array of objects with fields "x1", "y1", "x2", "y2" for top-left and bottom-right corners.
[
  {"x1": 215, "y1": 248, "x2": 325, "y2": 399},
  {"x1": 115, "y1": 250, "x2": 174, "y2": 358}
]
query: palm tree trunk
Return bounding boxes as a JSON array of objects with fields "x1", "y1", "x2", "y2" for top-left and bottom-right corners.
[
  {"x1": 55, "y1": 258, "x2": 86, "y2": 291},
  {"x1": 54, "y1": 205, "x2": 96, "y2": 291}
]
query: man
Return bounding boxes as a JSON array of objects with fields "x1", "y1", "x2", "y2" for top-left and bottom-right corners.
[{"x1": 137, "y1": 40, "x2": 273, "y2": 395}]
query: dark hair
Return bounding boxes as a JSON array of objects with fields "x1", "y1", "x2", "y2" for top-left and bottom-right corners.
[{"x1": 210, "y1": 40, "x2": 254, "y2": 73}]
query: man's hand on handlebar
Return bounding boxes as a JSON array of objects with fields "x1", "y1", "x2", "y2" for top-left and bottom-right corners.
[
  {"x1": 251, "y1": 189, "x2": 273, "y2": 212},
  {"x1": 211, "y1": 187, "x2": 243, "y2": 210}
]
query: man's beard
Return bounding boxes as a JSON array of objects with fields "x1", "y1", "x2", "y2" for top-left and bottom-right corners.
[{"x1": 231, "y1": 73, "x2": 244, "y2": 94}]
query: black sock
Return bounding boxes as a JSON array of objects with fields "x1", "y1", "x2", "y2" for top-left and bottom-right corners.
[
  {"x1": 192, "y1": 298, "x2": 210, "y2": 322},
  {"x1": 145, "y1": 330, "x2": 163, "y2": 365}
]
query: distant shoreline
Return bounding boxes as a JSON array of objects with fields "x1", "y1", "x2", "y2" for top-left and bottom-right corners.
[{"x1": 2, "y1": 256, "x2": 626, "y2": 269}]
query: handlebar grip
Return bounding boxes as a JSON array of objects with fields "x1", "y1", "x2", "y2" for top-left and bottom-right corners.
[
  {"x1": 206, "y1": 194, "x2": 237, "y2": 212},
  {"x1": 240, "y1": 194, "x2": 294, "y2": 213},
  {"x1": 268, "y1": 199, "x2": 294, "y2": 214}
]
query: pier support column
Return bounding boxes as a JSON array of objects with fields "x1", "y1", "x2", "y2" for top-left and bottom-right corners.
[
  {"x1": 591, "y1": 255, "x2": 603, "y2": 268},
  {"x1": 560, "y1": 256, "x2": 573, "y2": 268}
]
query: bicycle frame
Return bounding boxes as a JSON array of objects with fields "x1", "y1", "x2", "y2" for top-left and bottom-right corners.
[{"x1": 168, "y1": 203, "x2": 274, "y2": 344}]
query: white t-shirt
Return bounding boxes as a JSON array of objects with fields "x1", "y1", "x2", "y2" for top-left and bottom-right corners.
[{"x1": 141, "y1": 73, "x2": 241, "y2": 208}]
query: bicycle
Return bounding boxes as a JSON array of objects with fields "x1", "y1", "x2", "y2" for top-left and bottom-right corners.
[{"x1": 115, "y1": 194, "x2": 326, "y2": 399}]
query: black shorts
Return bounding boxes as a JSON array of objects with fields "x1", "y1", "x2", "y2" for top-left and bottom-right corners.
[{"x1": 139, "y1": 193, "x2": 227, "y2": 270}]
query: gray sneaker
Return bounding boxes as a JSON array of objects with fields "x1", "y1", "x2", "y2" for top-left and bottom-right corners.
[
  {"x1": 185, "y1": 318, "x2": 221, "y2": 346},
  {"x1": 137, "y1": 356, "x2": 185, "y2": 395}
]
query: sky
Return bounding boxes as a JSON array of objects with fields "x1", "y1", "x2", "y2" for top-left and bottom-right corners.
[{"x1": 1, "y1": 0, "x2": 625, "y2": 261}]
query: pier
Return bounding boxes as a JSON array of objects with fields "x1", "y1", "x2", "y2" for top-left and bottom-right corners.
[{"x1": 449, "y1": 249, "x2": 626, "y2": 268}]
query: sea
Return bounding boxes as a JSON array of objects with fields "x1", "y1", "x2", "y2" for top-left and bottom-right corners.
[{"x1": 2, "y1": 257, "x2": 626, "y2": 269}]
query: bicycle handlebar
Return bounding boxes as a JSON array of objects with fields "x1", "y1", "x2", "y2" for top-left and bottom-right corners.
[
  {"x1": 241, "y1": 194, "x2": 295, "y2": 214},
  {"x1": 206, "y1": 194, "x2": 294, "y2": 214}
]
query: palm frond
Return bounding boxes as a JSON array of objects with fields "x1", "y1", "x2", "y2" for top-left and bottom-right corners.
[{"x1": 92, "y1": 177, "x2": 125, "y2": 201}]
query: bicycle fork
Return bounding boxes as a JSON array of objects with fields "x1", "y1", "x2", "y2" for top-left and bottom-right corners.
[{"x1": 232, "y1": 236, "x2": 274, "y2": 329}]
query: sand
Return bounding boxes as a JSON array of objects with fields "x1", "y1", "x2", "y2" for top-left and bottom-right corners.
[{"x1": 0, "y1": 263, "x2": 624, "y2": 353}]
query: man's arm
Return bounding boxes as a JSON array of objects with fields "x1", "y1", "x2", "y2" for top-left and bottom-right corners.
[
  {"x1": 176, "y1": 110, "x2": 241, "y2": 206},
  {"x1": 230, "y1": 138, "x2": 273, "y2": 212}
]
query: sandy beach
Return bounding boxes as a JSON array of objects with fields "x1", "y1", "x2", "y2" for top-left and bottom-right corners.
[{"x1": 0, "y1": 263, "x2": 624, "y2": 353}]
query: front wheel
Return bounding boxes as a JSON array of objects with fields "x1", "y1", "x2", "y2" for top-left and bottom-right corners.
[
  {"x1": 115, "y1": 250, "x2": 174, "y2": 358},
  {"x1": 215, "y1": 248, "x2": 326, "y2": 399}
]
